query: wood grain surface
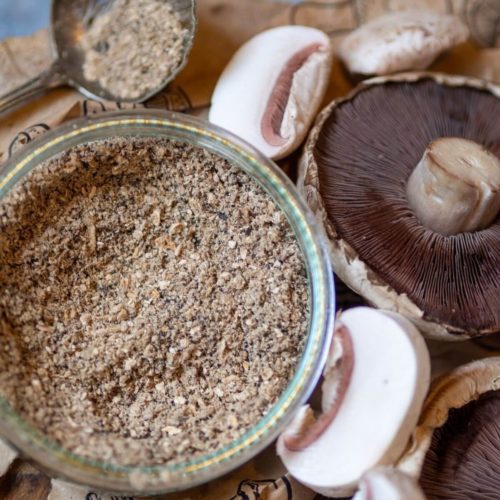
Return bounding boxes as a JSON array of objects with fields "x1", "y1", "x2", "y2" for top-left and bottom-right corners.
[{"x1": 0, "y1": 460, "x2": 51, "y2": 500}]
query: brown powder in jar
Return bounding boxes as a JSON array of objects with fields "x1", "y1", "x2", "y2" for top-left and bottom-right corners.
[
  {"x1": 81, "y1": 0, "x2": 187, "y2": 100},
  {"x1": 0, "y1": 137, "x2": 309, "y2": 466}
]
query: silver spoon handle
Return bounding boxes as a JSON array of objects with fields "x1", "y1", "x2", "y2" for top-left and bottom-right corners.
[{"x1": 0, "y1": 62, "x2": 66, "y2": 116}]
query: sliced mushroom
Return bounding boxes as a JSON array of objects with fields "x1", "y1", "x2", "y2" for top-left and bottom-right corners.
[
  {"x1": 353, "y1": 467, "x2": 425, "y2": 500},
  {"x1": 277, "y1": 307, "x2": 430, "y2": 497},
  {"x1": 300, "y1": 72, "x2": 500, "y2": 339},
  {"x1": 339, "y1": 10, "x2": 468, "y2": 76},
  {"x1": 397, "y1": 357, "x2": 500, "y2": 499},
  {"x1": 209, "y1": 26, "x2": 332, "y2": 160}
]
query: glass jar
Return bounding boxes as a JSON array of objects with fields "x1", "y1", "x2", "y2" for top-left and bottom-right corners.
[{"x1": 0, "y1": 110, "x2": 335, "y2": 495}]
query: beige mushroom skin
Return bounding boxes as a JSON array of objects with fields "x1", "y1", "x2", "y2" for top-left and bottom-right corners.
[
  {"x1": 353, "y1": 467, "x2": 426, "y2": 500},
  {"x1": 406, "y1": 137, "x2": 500, "y2": 235},
  {"x1": 298, "y1": 72, "x2": 500, "y2": 340},
  {"x1": 396, "y1": 357, "x2": 500, "y2": 478},
  {"x1": 339, "y1": 10, "x2": 469, "y2": 76}
]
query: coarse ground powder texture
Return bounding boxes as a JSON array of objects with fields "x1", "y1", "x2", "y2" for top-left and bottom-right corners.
[
  {"x1": 81, "y1": 0, "x2": 187, "y2": 100},
  {"x1": 0, "y1": 137, "x2": 309, "y2": 466}
]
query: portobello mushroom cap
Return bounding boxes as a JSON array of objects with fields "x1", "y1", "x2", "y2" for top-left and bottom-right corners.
[
  {"x1": 396, "y1": 357, "x2": 500, "y2": 499},
  {"x1": 300, "y1": 73, "x2": 500, "y2": 340}
]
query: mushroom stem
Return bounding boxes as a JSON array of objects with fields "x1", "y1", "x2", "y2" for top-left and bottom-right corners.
[{"x1": 406, "y1": 137, "x2": 500, "y2": 235}]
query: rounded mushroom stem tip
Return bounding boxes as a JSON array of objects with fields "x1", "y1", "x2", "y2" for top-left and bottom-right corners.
[{"x1": 406, "y1": 137, "x2": 500, "y2": 235}]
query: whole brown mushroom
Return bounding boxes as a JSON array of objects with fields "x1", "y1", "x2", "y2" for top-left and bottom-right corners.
[{"x1": 300, "y1": 73, "x2": 500, "y2": 340}]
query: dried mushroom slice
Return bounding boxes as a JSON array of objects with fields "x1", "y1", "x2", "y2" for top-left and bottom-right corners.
[
  {"x1": 301, "y1": 73, "x2": 500, "y2": 339},
  {"x1": 277, "y1": 307, "x2": 430, "y2": 497},
  {"x1": 397, "y1": 357, "x2": 500, "y2": 500}
]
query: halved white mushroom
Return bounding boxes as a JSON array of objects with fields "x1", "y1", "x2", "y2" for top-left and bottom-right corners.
[
  {"x1": 277, "y1": 307, "x2": 430, "y2": 497},
  {"x1": 209, "y1": 26, "x2": 332, "y2": 160}
]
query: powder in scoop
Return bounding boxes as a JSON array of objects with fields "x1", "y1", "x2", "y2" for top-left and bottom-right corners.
[{"x1": 81, "y1": 0, "x2": 187, "y2": 100}]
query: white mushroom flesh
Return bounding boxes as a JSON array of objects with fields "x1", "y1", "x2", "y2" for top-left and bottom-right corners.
[
  {"x1": 277, "y1": 307, "x2": 430, "y2": 497},
  {"x1": 209, "y1": 26, "x2": 332, "y2": 160}
]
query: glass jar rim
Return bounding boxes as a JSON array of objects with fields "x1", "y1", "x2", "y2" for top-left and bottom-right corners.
[{"x1": 0, "y1": 110, "x2": 335, "y2": 494}]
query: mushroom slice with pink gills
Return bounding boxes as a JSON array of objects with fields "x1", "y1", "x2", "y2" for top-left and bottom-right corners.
[
  {"x1": 277, "y1": 307, "x2": 430, "y2": 497},
  {"x1": 209, "y1": 26, "x2": 332, "y2": 160}
]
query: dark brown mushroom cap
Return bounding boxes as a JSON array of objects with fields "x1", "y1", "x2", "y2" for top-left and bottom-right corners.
[
  {"x1": 314, "y1": 77, "x2": 500, "y2": 335},
  {"x1": 419, "y1": 390, "x2": 500, "y2": 499}
]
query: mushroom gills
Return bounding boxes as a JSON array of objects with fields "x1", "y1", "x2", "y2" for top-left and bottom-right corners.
[
  {"x1": 277, "y1": 307, "x2": 430, "y2": 497},
  {"x1": 283, "y1": 323, "x2": 354, "y2": 451},
  {"x1": 261, "y1": 43, "x2": 323, "y2": 147},
  {"x1": 313, "y1": 77, "x2": 500, "y2": 335},
  {"x1": 420, "y1": 390, "x2": 500, "y2": 500}
]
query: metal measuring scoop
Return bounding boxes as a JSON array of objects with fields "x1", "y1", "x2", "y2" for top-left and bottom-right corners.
[{"x1": 0, "y1": 0, "x2": 196, "y2": 114}]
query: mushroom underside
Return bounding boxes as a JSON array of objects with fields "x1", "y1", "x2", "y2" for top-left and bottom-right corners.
[
  {"x1": 314, "y1": 78, "x2": 500, "y2": 334},
  {"x1": 419, "y1": 390, "x2": 500, "y2": 499}
]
